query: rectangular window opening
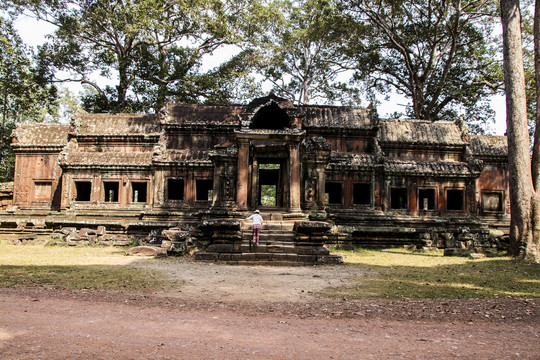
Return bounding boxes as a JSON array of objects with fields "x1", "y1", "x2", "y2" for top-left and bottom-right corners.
[
  {"x1": 75, "y1": 181, "x2": 92, "y2": 202},
  {"x1": 483, "y1": 192, "x2": 503, "y2": 212},
  {"x1": 103, "y1": 181, "x2": 119, "y2": 203},
  {"x1": 391, "y1": 188, "x2": 408, "y2": 209},
  {"x1": 418, "y1": 188, "x2": 436, "y2": 211},
  {"x1": 167, "y1": 178, "x2": 184, "y2": 201},
  {"x1": 196, "y1": 179, "x2": 213, "y2": 202},
  {"x1": 131, "y1": 182, "x2": 147, "y2": 203},
  {"x1": 353, "y1": 183, "x2": 371, "y2": 205},
  {"x1": 325, "y1": 182, "x2": 342, "y2": 204},
  {"x1": 34, "y1": 182, "x2": 52, "y2": 201},
  {"x1": 446, "y1": 189, "x2": 464, "y2": 211}
]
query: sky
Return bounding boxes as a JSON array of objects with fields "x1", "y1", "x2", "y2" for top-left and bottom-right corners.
[{"x1": 14, "y1": 14, "x2": 508, "y2": 135}]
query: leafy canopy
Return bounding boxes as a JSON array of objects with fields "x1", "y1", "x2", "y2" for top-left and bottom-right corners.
[{"x1": 338, "y1": 0, "x2": 501, "y2": 131}]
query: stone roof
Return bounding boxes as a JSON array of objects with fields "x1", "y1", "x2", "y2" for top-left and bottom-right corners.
[
  {"x1": 165, "y1": 150, "x2": 210, "y2": 162},
  {"x1": 73, "y1": 111, "x2": 160, "y2": 135},
  {"x1": 384, "y1": 159, "x2": 472, "y2": 176},
  {"x1": 12, "y1": 123, "x2": 70, "y2": 146},
  {"x1": 379, "y1": 120, "x2": 466, "y2": 146},
  {"x1": 63, "y1": 151, "x2": 153, "y2": 167},
  {"x1": 470, "y1": 135, "x2": 508, "y2": 157},
  {"x1": 165, "y1": 104, "x2": 243, "y2": 126},
  {"x1": 246, "y1": 94, "x2": 295, "y2": 112},
  {"x1": 301, "y1": 106, "x2": 375, "y2": 129},
  {"x1": 329, "y1": 153, "x2": 377, "y2": 168}
]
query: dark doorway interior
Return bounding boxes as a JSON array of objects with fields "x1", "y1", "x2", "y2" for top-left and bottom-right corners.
[
  {"x1": 131, "y1": 182, "x2": 147, "y2": 203},
  {"x1": 391, "y1": 188, "x2": 408, "y2": 209},
  {"x1": 104, "y1": 182, "x2": 119, "y2": 202},
  {"x1": 418, "y1": 188, "x2": 435, "y2": 210},
  {"x1": 196, "y1": 179, "x2": 213, "y2": 202},
  {"x1": 446, "y1": 189, "x2": 464, "y2": 211},
  {"x1": 75, "y1": 181, "x2": 91, "y2": 202}
]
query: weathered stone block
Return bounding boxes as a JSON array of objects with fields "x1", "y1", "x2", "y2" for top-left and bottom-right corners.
[
  {"x1": 206, "y1": 244, "x2": 235, "y2": 253},
  {"x1": 162, "y1": 228, "x2": 189, "y2": 241},
  {"x1": 443, "y1": 248, "x2": 469, "y2": 257},
  {"x1": 127, "y1": 246, "x2": 165, "y2": 256}
]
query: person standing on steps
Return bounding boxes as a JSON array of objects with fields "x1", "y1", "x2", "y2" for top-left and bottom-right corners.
[{"x1": 246, "y1": 210, "x2": 263, "y2": 246}]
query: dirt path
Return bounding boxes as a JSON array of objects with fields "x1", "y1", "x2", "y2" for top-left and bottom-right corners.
[{"x1": 0, "y1": 259, "x2": 539, "y2": 359}]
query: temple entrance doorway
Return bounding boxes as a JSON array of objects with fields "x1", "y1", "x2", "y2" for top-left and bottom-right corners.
[
  {"x1": 259, "y1": 163, "x2": 281, "y2": 207},
  {"x1": 251, "y1": 159, "x2": 287, "y2": 210}
]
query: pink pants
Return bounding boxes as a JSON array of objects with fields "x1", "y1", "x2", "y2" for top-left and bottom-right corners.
[{"x1": 252, "y1": 224, "x2": 261, "y2": 245}]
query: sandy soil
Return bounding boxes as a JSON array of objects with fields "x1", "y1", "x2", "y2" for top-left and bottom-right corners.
[{"x1": 0, "y1": 257, "x2": 538, "y2": 359}]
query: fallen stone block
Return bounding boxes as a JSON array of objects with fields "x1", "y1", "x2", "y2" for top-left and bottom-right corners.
[
  {"x1": 127, "y1": 246, "x2": 165, "y2": 256},
  {"x1": 443, "y1": 248, "x2": 469, "y2": 257}
]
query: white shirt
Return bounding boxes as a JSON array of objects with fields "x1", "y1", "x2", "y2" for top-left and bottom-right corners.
[{"x1": 247, "y1": 213, "x2": 263, "y2": 225}]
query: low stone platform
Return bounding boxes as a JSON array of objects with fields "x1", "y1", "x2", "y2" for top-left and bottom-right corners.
[{"x1": 194, "y1": 219, "x2": 343, "y2": 265}]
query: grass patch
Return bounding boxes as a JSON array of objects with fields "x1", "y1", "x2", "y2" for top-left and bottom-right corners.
[
  {"x1": 322, "y1": 248, "x2": 540, "y2": 300},
  {"x1": 0, "y1": 239, "x2": 174, "y2": 291}
]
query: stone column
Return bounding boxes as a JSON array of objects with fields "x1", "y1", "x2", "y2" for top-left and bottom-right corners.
[
  {"x1": 250, "y1": 158, "x2": 258, "y2": 209},
  {"x1": 212, "y1": 164, "x2": 221, "y2": 206},
  {"x1": 289, "y1": 142, "x2": 301, "y2": 212},
  {"x1": 236, "y1": 138, "x2": 249, "y2": 210},
  {"x1": 316, "y1": 167, "x2": 326, "y2": 209}
]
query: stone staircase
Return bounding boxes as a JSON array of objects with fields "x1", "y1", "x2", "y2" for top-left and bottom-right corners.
[{"x1": 194, "y1": 219, "x2": 342, "y2": 266}]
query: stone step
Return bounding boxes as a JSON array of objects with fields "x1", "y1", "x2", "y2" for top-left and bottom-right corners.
[
  {"x1": 241, "y1": 220, "x2": 296, "y2": 231},
  {"x1": 239, "y1": 245, "x2": 296, "y2": 253},
  {"x1": 194, "y1": 251, "x2": 343, "y2": 265},
  {"x1": 241, "y1": 229, "x2": 296, "y2": 235},
  {"x1": 241, "y1": 231, "x2": 296, "y2": 242}
]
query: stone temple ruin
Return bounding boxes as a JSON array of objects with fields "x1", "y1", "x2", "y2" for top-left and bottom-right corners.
[{"x1": 0, "y1": 95, "x2": 510, "y2": 264}]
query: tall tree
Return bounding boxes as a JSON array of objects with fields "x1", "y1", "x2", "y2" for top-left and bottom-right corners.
[
  {"x1": 252, "y1": 0, "x2": 360, "y2": 105},
  {"x1": 0, "y1": 17, "x2": 58, "y2": 182},
  {"x1": 339, "y1": 0, "x2": 501, "y2": 129},
  {"x1": 22, "y1": 0, "x2": 259, "y2": 113},
  {"x1": 532, "y1": 0, "x2": 540, "y2": 260},
  {"x1": 500, "y1": 0, "x2": 539, "y2": 261}
]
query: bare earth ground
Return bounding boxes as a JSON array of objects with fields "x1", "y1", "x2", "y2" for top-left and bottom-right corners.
[{"x1": 1, "y1": 257, "x2": 539, "y2": 359}]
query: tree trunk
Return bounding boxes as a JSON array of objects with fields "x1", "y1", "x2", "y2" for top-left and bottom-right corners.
[
  {"x1": 531, "y1": 0, "x2": 540, "y2": 260},
  {"x1": 500, "y1": 0, "x2": 537, "y2": 260}
]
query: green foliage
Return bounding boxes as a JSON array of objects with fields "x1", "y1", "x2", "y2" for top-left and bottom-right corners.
[
  {"x1": 0, "y1": 121, "x2": 15, "y2": 182},
  {"x1": 0, "y1": 16, "x2": 59, "y2": 181},
  {"x1": 322, "y1": 248, "x2": 540, "y2": 299},
  {"x1": 26, "y1": 0, "x2": 267, "y2": 113},
  {"x1": 260, "y1": 185, "x2": 276, "y2": 206},
  {"x1": 250, "y1": 0, "x2": 361, "y2": 105},
  {"x1": 337, "y1": 0, "x2": 502, "y2": 128}
]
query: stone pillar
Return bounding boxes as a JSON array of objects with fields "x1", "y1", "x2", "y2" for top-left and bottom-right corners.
[
  {"x1": 250, "y1": 158, "x2": 258, "y2": 209},
  {"x1": 212, "y1": 164, "x2": 221, "y2": 206},
  {"x1": 236, "y1": 138, "x2": 249, "y2": 210},
  {"x1": 186, "y1": 172, "x2": 194, "y2": 204},
  {"x1": 289, "y1": 142, "x2": 301, "y2": 211},
  {"x1": 317, "y1": 167, "x2": 326, "y2": 209}
]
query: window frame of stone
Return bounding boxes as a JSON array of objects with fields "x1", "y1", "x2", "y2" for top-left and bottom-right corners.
[
  {"x1": 445, "y1": 188, "x2": 465, "y2": 212},
  {"x1": 325, "y1": 181, "x2": 343, "y2": 206},
  {"x1": 130, "y1": 181, "x2": 148, "y2": 204},
  {"x1": 352, "y1": 182, "x2": 372, "y2": 206},
  {"x1": 74, "y1": 180, "x2": 92, "y2": 202},
  {"x1": 166, "y1": 178, "x2": 185, "y2": 202},
  {"x1": 33, "y1": 180, "x2": 52, "y2": 202},
  {"x1": 481, "y1": 190, "x2": 504, "y2": 214},
  {"x1": 390, "y1": 187, "x2": 408, "y2": 210},
  {"x1": 195, "y1": 178, "x2": 213, "y2": 203},
  {"x1": 417, "y1": 187, "x2": 437, "y2": 212},
  {"x1": 103, "y1": 180, "x2": 120, "y2": 203}
]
